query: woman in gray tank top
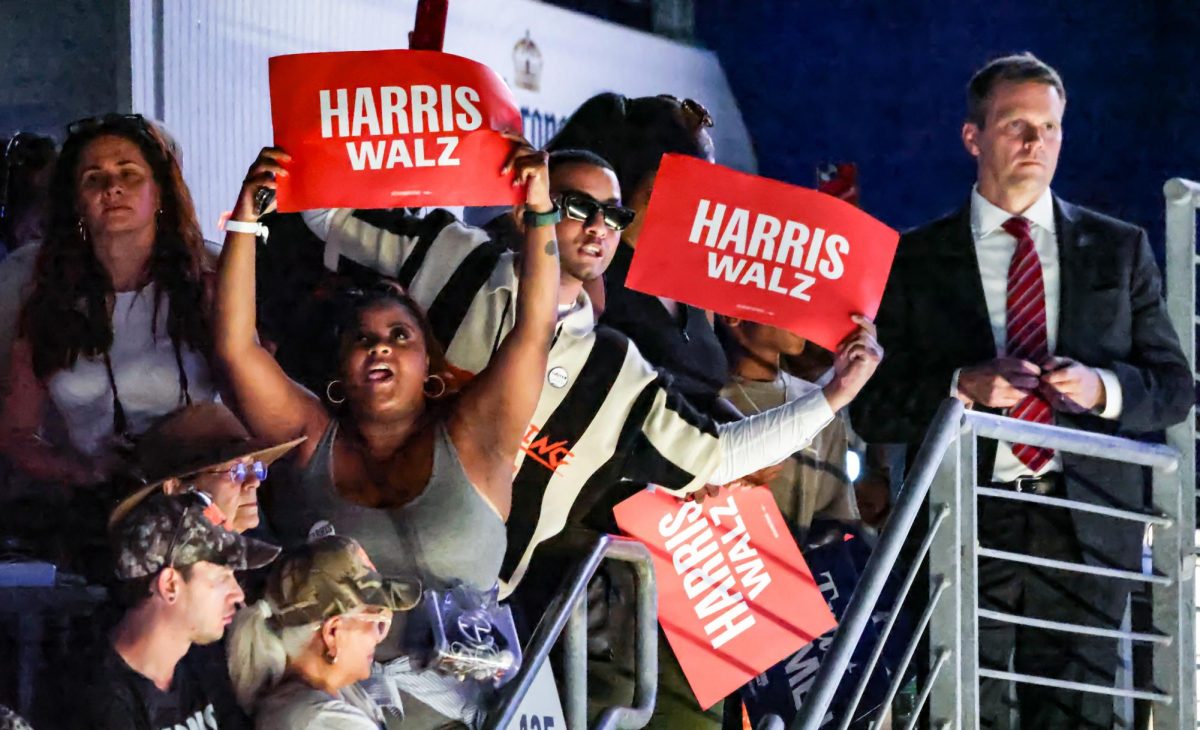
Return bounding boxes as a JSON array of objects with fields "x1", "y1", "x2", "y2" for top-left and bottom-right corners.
[{"x1": 212, "y1": 142, "x2": 561, "y2": 729}]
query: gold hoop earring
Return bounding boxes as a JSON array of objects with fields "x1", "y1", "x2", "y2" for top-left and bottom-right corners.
[
  {"x1": 423, "y1": 374, "x2": 446, "y2": 399},
  {"x1": 325, "y1": 380, "x2": 346, "y2": 405}
]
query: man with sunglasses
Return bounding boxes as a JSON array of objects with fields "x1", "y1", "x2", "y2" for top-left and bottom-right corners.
[
  {"x1": 300, "y1": 147, "x2": 879, "y2": 598},
  {"x1": 110, "y1": 402, "x2": 305, "y2": 535},
  {"x1": 81, "y1": 491, "x2": 280, "y2": 729}
]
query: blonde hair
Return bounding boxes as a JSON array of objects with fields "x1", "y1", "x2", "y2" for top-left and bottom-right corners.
[{"x1": 226, "y1": 600, "x2": 319, "y2": 712}]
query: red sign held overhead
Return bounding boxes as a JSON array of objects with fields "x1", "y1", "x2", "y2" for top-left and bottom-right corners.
[
  {"x1": 268, "y1": 50, "x2": 524, "y2": 212},
  {"x1": 625, "y1": 155, "x2": 899, "y2": 352},
  {"x1": 614, "y1": 487, "x2": 837, "y2": 710}
]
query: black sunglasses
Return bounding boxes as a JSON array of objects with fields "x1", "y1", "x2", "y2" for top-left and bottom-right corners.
[
  {"x1": 65, "y1": 113, "x2": 152, "y2": 139},
  {"x1": 558, "y1": 192, "x2": 636, "y2": 232}
]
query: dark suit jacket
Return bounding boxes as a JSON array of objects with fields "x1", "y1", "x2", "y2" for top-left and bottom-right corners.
[{"x1": 850, "y1": 196, "x2": 1192, "y2": 570}]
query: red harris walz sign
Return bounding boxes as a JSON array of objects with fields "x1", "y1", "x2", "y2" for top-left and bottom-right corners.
[
  {"x1": 268, "y1": 49, "x2": 524, "y2": 211},
  {"x1": 626, "y1": 155, "x2": 899, "y2": 351},
  {"x1": 614, "y1": 487, "x2": 837, "y2": 709}
]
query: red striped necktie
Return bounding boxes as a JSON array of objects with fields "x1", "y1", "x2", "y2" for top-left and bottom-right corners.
[{"x1": 1002, "y1": 216, "x2": 1054, "y2": 471}]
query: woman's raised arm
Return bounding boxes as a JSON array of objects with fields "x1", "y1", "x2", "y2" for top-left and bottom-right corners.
[
  {"x1": 214, "y1": 148, "x2": 328, "y2": 457},
  {"x1": 447, "y1": 141, "x2": 559, "y2": 518}
]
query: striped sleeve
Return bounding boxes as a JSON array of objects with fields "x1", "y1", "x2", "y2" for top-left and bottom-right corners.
[
  {"x1": 302, "y1": 207, "x2": 470, "y2": 287},
  {"x1": 620, "y1": 372, "x2": 721, "y2": 493}
]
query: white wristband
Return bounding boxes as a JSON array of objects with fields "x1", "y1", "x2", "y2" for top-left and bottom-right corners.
[{"x1": 224, "y1": 219, "x2": 269, "y2": 242}]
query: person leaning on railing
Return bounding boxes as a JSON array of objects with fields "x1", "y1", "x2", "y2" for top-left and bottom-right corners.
[{"x1": 849, "y1": 53, "x2": 1192, "y2": 728}]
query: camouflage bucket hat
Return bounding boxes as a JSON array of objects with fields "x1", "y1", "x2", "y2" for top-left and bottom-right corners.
[
  {"x1": 266, "y1": 535, "x2": 421, "y2": 628},
  {"x1": 111, "y1": 491, "x2": 281, "y2": 581}
]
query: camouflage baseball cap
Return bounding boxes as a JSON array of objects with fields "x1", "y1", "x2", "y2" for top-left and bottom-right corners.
[
  {"x1": 266, "y1": 535, "x2": 421, "y2": 628},
  {"x1": 111, "y1": 491, "x2": 281, "y2": 581}
]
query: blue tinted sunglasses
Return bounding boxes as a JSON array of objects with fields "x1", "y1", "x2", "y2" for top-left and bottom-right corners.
[{"x1": 203, "y1": 460, "x2": 268, "y2": 484}]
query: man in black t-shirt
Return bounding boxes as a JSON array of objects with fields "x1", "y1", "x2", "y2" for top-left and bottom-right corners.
[{"x1": 80, "y1": 491, "x2": 279, "y2": 729}]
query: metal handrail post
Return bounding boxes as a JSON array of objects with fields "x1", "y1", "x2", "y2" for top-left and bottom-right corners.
[
  {"x1": 565, "y1": 591, "x2": 588, "y2": 730},
  {"x1": 1162, "y1": 176, "x2": 1197, "y2": 730},
  {"x1": 959, "y1": 421, "x2": 980, "y2": 727},
  {"x1": 927, "y1": 413, "x2": 966, "y2": 727},
  {"x1": 791, "y1": 399, "x2": 965, "y2": 730},
  {"x1": 1151, "y1": 455, "x2": 1195, "y2": 729},
  {"x1": 1163, "y1": 178, "x2": 1198, "y2": 384},
  {"x1": 485, "y1": 536, "x2": 657, "y2": 730},
  {"x1": 595, "y1": 548, "x2": 659, "y2": 730}
]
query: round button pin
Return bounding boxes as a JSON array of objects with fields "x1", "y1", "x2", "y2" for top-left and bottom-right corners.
[{"x1": 547, "y1": 366, "x2": 569, "y2": 388}]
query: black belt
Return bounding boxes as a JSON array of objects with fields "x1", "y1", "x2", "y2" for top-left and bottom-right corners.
[{"x1": 990, "y1": 472, "x2": 1064, "y2": 496}]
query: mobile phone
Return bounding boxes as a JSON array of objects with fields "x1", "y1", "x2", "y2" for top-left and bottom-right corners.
[{"x1": 254, "y1": 187, "x2": 275, "y2": 216}]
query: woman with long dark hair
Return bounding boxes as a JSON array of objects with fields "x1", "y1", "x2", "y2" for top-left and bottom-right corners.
[
  {"x1": 215, "y1": 141, "x2": 558, "y2": 727},
  {"x1": 0, "y1": 114, "x2": 217, "y2": 486}
]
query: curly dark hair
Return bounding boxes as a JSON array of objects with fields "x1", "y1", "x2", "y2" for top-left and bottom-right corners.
[
  {"x1": 546, "y1": 93, "x2": 714, "y2": 199},
  {"x1": 330, "y1": 280, "x2": 449, "y2": 405},
  {"x1": 19, "y1": 115, "x2": 211, "y2": 383}
]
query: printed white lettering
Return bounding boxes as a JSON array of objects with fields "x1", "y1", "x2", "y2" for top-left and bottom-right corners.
[
  {"x1": 790, "y1": 273, "x2": 816, "y2": 301},
  {"x1": 689, "y1": 199, "x2": 726, "y2": 247},
  {"x1": 380, "y1": 86, "x2": 409, "y2": 135},
  {"x1": 819, "y1": 235, "x2": 848, "y2": 280},
  {"x1": 319, "y1": 89, "x2": 349, "y2": 138},
  {"x1": 410, "y1": 85, "x2": 439, "y2": 133},
  {"x1": 708, "y1": 252, "x2": 747, "y2": 282},
  {"x1": 347, "y1": 140, "x2": 385, "y2": 170},
  {"x1": 705, "y1": 599, "x2": 755, "y2": 649},
  {"x1": 317, "y1": 84, "x2": 487, "y2": 171},
  {"x1": 716, "y1": 208, "x2": 749, "y2": 253},
  {"x1": 351, "y1": 87, "x2": 381, "y2": 137},
  {"x1": 747, "y1": 213, "x2": 782, "y2": 259},
  {"x1": 454, "y1": 86, "x2": 483, "y2": 130},
  {"x1": 658, "y1": 500, "x2": 704, "y2": 539},
  {"x1": 690, "y1": 200, "x2": 853, "y2": 301},
  {"x1": 436, "y1": 136, "x2": 461, "y2": 166}
]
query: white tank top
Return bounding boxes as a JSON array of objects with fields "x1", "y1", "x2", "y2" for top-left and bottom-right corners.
[{"x1": 46, "y1": 285, "x2": 217, "y2": 458}]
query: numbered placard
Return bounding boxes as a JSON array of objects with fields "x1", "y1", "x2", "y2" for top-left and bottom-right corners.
[{"x1": 506, "y1": 662, "x2": 566, "y2": 730}]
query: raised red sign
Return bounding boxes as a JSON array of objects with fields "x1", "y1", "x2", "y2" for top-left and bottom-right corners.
[
  {"x1": 268, "y1": 50, "x2": 524, "y2": 211},
  {"x1": 625, "y1": 155, "x2": 899, "y2": 351}
]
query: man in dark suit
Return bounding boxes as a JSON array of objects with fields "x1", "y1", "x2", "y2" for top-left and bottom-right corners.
[{"x1": 850, "y1": 53, "x2": 1192, "y2": 728}]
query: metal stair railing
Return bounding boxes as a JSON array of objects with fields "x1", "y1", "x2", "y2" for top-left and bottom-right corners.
[
  {"x1": 791, "y1": 398, "x2": 1192, "y2": 729},
  {"x1": 1163, "y1": 177, "x2": 1199, "y2": 726},
  {"x1": 485, "y1": 533, "x2": 658, "y2": 730}
]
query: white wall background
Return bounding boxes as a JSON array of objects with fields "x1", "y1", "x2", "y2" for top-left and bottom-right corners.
[{"x1": 128, "y1": 0, "x2": 755, "y2": 242}]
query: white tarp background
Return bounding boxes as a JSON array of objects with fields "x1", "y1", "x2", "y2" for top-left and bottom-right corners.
[{"x1": 129, "y1": 0, "x2": 755, "y2": 242}]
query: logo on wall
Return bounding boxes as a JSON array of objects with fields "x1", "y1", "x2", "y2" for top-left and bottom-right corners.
[{"x1": 512, "y1": 30, "x2": 543, "y2": 92}]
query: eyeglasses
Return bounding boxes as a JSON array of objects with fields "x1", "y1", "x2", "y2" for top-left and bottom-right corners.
[
  {"x1": 557, "y1": 192, "x2": 636, "y2": 232},
  {"x1": 680, "y1": 98, "x2": 714, "y2": 129},
  {"x1": 201, "y1": 460, "x2": 268, "y2": 485},
  {"x1": 347, "y1": 606, "x2": 393, "y2": 638}
]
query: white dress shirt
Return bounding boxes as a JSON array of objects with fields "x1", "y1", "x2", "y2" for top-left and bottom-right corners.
[{"x1": 955, "y1": 186, "x2": 1123, "y2": 482}]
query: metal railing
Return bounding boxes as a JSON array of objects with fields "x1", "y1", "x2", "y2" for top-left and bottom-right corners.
[
  {"x1": 1164, "y1": 177, "x2": 1199, "y2": 726},
  {"x1": 791, "y1": 398, "x2": 1193, "y2": 729},
  {"x1": 485, "y1": 534, "x2": 658, "y2": 730},
  {"x1": 1164, "y1": 177, "x2": 1198, "y2": 514}
]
